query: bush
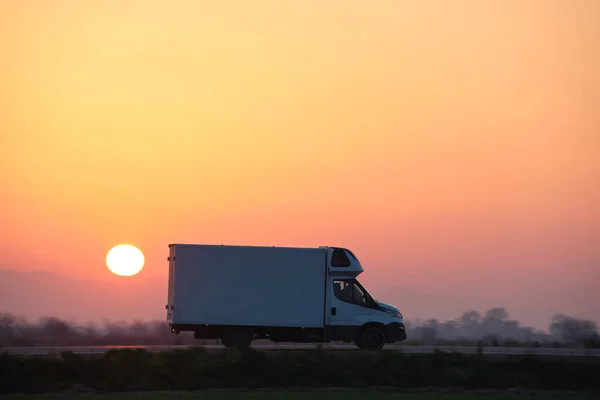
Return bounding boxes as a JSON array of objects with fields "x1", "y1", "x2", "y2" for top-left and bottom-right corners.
[
  {"x1": 0, "y1": 348, "x2": 599, "y2": 394},
  {"x1": 584, "y1": 334, "x2": 600, "y2": 349}
]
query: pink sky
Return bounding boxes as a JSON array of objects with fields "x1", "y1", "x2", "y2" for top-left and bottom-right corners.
[{"x1": 1, "y1": 1, "x2": 598, "y2": 330}]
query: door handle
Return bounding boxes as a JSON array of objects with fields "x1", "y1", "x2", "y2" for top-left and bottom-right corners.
[{"x1": 331, "y1": 307, "x2": 336, "y2": 316}]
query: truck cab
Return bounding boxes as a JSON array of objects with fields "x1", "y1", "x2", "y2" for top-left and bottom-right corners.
[{"x1": 323, "y1": 247, "x2": 406, "y2": 349}]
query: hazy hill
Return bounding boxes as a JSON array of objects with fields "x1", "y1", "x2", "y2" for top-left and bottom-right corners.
[{"x1": 0, "y1": 269, "x2": 167, "y2": 323}]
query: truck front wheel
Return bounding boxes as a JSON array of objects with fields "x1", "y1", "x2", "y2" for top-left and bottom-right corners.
[
  {"x1": 221, "y1": 327, "x2": 253, "y2": 349},
  {"x1": 361, "y1": 326, "x2": 386, "y2": 351}
]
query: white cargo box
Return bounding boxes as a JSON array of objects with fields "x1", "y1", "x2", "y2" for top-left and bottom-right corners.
[{"x1": 167, "y1": 244, "x2": 328, "y2": 328}]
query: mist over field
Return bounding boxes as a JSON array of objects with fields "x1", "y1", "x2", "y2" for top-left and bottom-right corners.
[
  {"x1": 1, "y1": 269, "x2": 598, "y2": 349},
  {"x1": 1, "y1": 308, "x2": 598, "y2": 348}
]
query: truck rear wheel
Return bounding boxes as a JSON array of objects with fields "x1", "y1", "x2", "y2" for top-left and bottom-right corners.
[
  {"x1": 221, "y1": 327, "x2": 253, "y2": 349},
  {"x1": 361, "y1": 326, "x2": 386, "y2": 351}
]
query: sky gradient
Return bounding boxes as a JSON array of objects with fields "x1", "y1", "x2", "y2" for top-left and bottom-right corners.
[{"x1": 1, "y1": 0, "x2": 598, "y2": 330}]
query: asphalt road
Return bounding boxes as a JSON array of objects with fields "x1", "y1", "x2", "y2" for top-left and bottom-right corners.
[{"x1": 2, "y1": 344, "x2": 599, "y2": 356}]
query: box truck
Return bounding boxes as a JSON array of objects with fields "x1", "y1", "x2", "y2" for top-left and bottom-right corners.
[{"x1": 166, "y1": 243, "x2": 406, "y2": 350}]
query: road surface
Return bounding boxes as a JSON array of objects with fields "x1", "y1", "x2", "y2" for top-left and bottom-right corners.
[{"x1": 2, "y1": 344, "x2": 599, "y2": 356}]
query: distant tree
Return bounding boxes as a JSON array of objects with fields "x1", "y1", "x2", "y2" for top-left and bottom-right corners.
[
  {"x1": 83, "y1": 321, "x2": 100, "y2": 342},
  {"x1": 130, "y1": 320, "x2": 150, "y2": 337},
  {"x1": 34, "y1": 316, "x2": 76, "y2": 345},
  {"x1": 549, "y1": 314, "x2": 599, "y2": 346},
  {"x1": 39, "y1": 317, "x2": 71, "y2": 337},
  {"x1": 0, "y1": 313, "x2": 16, "y2": 345},
  {"x1": 481, "y1": 333, "x2": 501, "y2": 347},
  {"x1": 482, "y1": 308, "x2": 508, "y2": 336},
  {"x1": 484, "y1": 307, "x2": 509, "y2": 322},
  {"x1": 421, "y1": 318, "x2": 439, "y2": 343},
  {"x1": 458, "y1": 310, "x2": 482, "y2": 338},
  {"x1": 439, "y1": 320, "x2": 460, "y2": 339},
  {"x1": 583, "y1": 332, "x2": 600, "y2": 349}
]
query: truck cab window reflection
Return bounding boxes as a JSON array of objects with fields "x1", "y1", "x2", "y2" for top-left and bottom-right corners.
[{"x1": 353, "y1": 284, "x2": 366, "y2": 306}]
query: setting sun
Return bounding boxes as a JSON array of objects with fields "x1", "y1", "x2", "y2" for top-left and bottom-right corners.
[{"x1": 106, "y1": 244, "x2": 145, "y2": 277}]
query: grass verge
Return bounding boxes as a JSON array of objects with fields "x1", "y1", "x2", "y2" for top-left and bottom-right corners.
[
  {"x1": 0, "y1": 391, "x2": 594, "y2": 400},
  {"x1": 1, "y1": 347, "x2": 599, "y2": 394}
]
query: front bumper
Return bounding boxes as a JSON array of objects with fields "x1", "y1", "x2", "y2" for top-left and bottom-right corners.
[{"x1": 386, "y1": 322, "x2": 407, "y2": 343}]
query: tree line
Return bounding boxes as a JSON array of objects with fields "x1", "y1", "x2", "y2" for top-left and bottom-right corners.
[
  {"x1": 1, "y1": 307, "x2": 598, "y2": 348},
  {"x1": 404, "y1": 308, "x2": 599, "y2": 348}
]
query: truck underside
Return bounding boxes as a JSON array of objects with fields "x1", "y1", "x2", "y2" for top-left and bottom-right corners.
[{"x1": 170, "y1": 322, "x2": 406, "y2": 351}]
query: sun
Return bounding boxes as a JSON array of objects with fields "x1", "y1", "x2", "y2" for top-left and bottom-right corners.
[{"x1": 106, "y1": 244, "x2": 145, "y2": 276}]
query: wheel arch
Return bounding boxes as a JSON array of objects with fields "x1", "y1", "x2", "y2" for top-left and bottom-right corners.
[{"x1": 361, "y1": 321, "x2": 386, "y2": 333}]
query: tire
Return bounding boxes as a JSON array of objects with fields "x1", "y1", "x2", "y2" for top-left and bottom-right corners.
[
  {"x1": 221, "y1": 327, "x2": 253, "y2": 349},
  {"x1": 361, "y1": 326, "x2": 386, "y2": 351}
]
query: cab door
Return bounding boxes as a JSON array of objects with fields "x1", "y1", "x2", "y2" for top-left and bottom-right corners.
[{"x1": 325, "y1": 278, "x2": 371, "y2": 327}]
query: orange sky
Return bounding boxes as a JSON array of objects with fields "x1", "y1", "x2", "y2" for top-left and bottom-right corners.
[{"x1": 1, "y1": 0, "x2": 599, "y2": 328}]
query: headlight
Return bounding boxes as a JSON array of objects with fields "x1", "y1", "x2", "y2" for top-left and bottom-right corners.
[{"x1": 384, "y1": 309, "x2": 401, "y2": 318}]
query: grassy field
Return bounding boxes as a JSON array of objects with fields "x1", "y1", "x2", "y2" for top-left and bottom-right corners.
[
  {"x1": 0, "y1": 392, "x2": 593, "y2": 400},
  {"x1": 1, "y1": 348, "x2": 599, "y2": 394}
]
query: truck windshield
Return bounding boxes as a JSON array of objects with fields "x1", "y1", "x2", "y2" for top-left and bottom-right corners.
[
  {"x1": 354, "y1": 280, "x2": 375, "y2": 304},
  {"x1": 352, "y1": 283, "x2": 366, "y2": 305}
]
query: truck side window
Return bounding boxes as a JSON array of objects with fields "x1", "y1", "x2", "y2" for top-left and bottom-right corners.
[
  {"x1": 333, "y1": 280, "x2": 353, "y2": 303},
  {"x1": 346, "y1": 249, "x2": 359, "y2": 262},
  {"x1": 331, "y1": 248, "x2": 351, "y2": 267},
  {"x1": 333, "y1": 280, "x2": 367, "y2": 307}
]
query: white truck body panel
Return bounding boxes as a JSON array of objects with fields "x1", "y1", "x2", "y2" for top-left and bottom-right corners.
[{"x1": 168, "y1": 244, "x2": 327, "y2": 328}]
